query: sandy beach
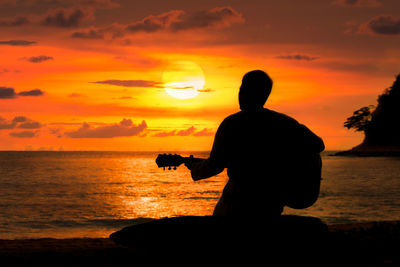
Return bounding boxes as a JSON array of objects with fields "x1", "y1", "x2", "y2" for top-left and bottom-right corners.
[{"x1": 1, "y1": 220, "x2": 399, "y2": 266}]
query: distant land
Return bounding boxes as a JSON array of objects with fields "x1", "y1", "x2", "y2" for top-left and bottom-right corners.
[{"x1": 336, "y1": 73, "x2": 400, "y2": 156}]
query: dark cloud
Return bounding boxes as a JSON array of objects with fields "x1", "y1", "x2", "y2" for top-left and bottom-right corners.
[
  {"x1": 361, "y1": 15, "x2": 400, "y2": 35},
  {"x1": 171, "y1": 6, "x2": 245, "y2": 31},
  {"x1": 71, "y1": 29, "x2": 104, "y2": 39},
  {"x1": 331, "y1": 0, "x2": 381, "y2": 7},
  {"x1": 0, "y1": 87, "x2": 17, "y2": 99},
  {"x1": 276, "y1": 54, "x2": 319, "y2": 61},
  {"x1": 91, "y1": 80, "x2": 162, "y2": 87},
  {"x1": 69, "y1": 6, "x2": 243, "y2": 40},
  {"x1": 0, "y1": 87, "x2": 45, "y2": 98},
  {"x1": 64, "y1": 119, "x2": 147, "y2": 138},
  {"x1": 125, "y1": 6, "x2": 244, "y2": 33},
  {"x1": 9, "y1": 131, "x2": 37, "y2": 138},
  {"x1": 41, "y1": 7, "x2": 89, "y2": 27},
  {"x1": 73, "y1": 0, "x2": 119, "y2": 8},
  {"x1": 126, "y1": 10, "x2": 183, "y2": 33},
  {"x1": 0, "y1": 16, "x2": 29, "y2": 26},
  {"x1": 0, "y1": 40, "x2": 36, "y2": 46},
  {"x1": 26, "y1": 55, "x2": 54, "y2": 63},
  {"x1": 0, "y1": 116, "x2": 16, "y2": 129},
  {"x1": 12, "y1": 116, "x2": 27, "y2": 123},
  {"x1": 0, "y1": 116, "x2": 42, "y2": 130},
  {"x1": 18, "y1": 89, "x2": 45, "y2": 96},
  {"x1": 71, "y1": 24, "x2": 125, "y2": 39},
  {"x1": 17, "y1": 121, "x2": 42, "y2": 129}
]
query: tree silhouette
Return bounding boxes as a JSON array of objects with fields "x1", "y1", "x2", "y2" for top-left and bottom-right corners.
[
  {"x1": 344, "y1": 73, "x2": 400, "y2": 147},
  {"x1": 344, "y1": 105, "x2": 374, "y2": 132}
]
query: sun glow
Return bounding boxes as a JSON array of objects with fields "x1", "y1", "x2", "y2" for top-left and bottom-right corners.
[{"x1": 162, "y1": 61, "x2": 205, "y2": 99}]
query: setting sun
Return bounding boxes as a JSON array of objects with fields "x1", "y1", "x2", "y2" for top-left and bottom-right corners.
[{"x1": 162, "y1": 61, "x2": 205, "y2": 99}]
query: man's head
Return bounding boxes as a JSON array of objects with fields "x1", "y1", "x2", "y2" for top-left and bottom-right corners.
[{"x1": 239, "y1": 70, "x2": 273, "y2": 111}]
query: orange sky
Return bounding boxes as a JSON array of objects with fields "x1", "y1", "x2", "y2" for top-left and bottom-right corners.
[{"x1": 0, "y1": 0, "x2": 399, "y2": 151}]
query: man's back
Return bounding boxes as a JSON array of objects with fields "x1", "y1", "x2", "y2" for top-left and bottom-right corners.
[
  {"x1": 191, "y1": 108, "x2": 324, "y2": 216},
  {"x1": 218, "y1": 108, "x2": 324, "y2": 179}
]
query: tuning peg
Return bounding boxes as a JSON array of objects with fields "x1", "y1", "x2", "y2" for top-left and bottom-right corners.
[
  {"x1": 173, "y1": 166, "x2": 177, "y2": 170},
  {"x1": 168, "y1": 166, "x2": 171, "y2": 170},
  {"x1": 163, "y1": 167, "x2": 165, "y2": 171}
]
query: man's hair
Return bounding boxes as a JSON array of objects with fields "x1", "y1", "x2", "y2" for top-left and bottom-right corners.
[{"x1": 239, "y1": 70, "x2": 273, "y2": 110}]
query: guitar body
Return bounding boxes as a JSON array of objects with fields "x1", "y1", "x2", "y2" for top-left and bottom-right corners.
[{"x1": 283, "y1": 153, "x2": 322, "y2": 209}]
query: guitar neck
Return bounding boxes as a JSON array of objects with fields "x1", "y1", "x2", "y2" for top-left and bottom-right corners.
[
  {"x1": 155, "y1": 153, "x2": 205, "y2": 170},
  {"x1": 182, "y1": 155, "x2": 205, "y2": 164}
]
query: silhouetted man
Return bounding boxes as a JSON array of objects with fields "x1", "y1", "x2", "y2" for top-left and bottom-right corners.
[{"x1": 185, "y1": 70, "x2": 325, "y2": 217}]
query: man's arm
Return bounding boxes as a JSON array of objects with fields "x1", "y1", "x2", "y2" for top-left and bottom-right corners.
[{"x1": 185, "y1": 120, "x2": 228, "y2": 181}]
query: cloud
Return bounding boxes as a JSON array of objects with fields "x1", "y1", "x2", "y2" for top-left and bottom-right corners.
[
  {"x1": 0, "y1": 16, "x2": 30, "y2": 26},
  {"x1": 0, "y1": 116, "x2": 42, "y2": 130},
  {"x1": 64, "y1": 118, "x2": 147, "y2": 138},
  {"x1": 71, "y1": 23, "x2": 126, "y2": 39},
  {"x1": 71, "y1": 29, "x2": 104, "y2": 39},
  {"x1": 69, "y1": 6, "x2": 244, "y2": 40},
  {"x1": 26, "y1": 55, "x2": 54, "y2": 63},
  {"x1": 17, "y1": 89, "x2": 45, "y2": 96},
  {"x1": 91, "y1": 80, "x2": 162, "y2": 87},
  {"x1": 153, "y1": 130, "x2": 176, "y2": 137},
  {"x1": 0, "y1": 87, "x2": 17, "y2": 99},
  {"x1": 359, "y1": 15, "x2": 400, "y2": 35},
  {"x1": 125, "y1": 6, "x2": 244, "y2": 33},
  {"x1": 153, "y1": 126, "x2": 215, "y2": 137},
  {"x1": 126, "y1": 10, "x2": 184, "y2": 33},
  {"x1": 193, "y1": 128, "x2": 215, "y2": 136},
  {"x1": 276, "y1": 54, "x2": 319, "y2": 61},
  {"x1": 0, "y1": 116, "x2": 16, "y2": 129},
  {"x1": 176, "y1": 126, "x2": 196, "y2": 136},
  {"x1": 17, "y1": 121, "x2": 42, "y2": 129},
  {"x1": 0, "y1": 40, "x2": 36, "y2": 46},
  {"x1": 9, "y1": 131, "x2": 37, "y2": 138},
  {"x1": 41, "y1": 7, "x2": 90, "y2": 27},
  {"x1": 12, "y1": 116, "x2": 27, "y2": 123},
  {"x1": 0, "y1": 87, "x2": 45, "y2": 98},
  {"x1": 170, "y1": 6, "x2": 245, "y2": 31},
  {"x1": 331, "y1": 0, "x2": 381, "y2": 7}
]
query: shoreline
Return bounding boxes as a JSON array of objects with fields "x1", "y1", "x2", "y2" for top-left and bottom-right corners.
[{"x1": 1, "y1": 220, "x2": 400, "y2": 266}]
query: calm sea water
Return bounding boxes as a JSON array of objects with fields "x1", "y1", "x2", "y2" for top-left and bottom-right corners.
[{"x1": 0, "y1": 151, "x2": 400, "y2": 239}]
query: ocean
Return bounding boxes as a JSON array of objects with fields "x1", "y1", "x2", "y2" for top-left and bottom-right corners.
[{"x1": 0, "y1": 151, "x2": 400, "y2": 239}]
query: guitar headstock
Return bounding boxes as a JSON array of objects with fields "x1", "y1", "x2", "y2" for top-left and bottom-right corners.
[{"x1": 155, "y1": 153, "x2": 184, "y2": 170}]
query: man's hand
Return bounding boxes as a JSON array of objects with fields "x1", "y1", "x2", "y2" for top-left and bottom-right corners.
[{"x1": 184, "y1": 155, "x2": 195, "y2": 170}]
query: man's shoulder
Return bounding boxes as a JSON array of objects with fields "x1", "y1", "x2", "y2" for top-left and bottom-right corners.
[
  {"x1": 266, "y1": 108, "x2": 299, "y2": 123},
  {"x1": 219, "y1": 109, "x2": 301, "y2": 130},
  {"x1": 224, "y1": 108, "x2": 298, "y2": 122}
]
